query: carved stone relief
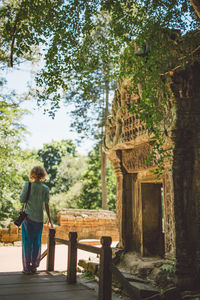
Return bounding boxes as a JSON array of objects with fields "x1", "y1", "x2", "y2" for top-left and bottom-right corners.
[
  {"x1": 163, "y1": 171, "x2": 175, "y2": 258},
  {"x1": 104, "y1": 82, "x2": 147, "y2": 150},
  {"x1": 122, "y1": 143, "x2": 153, "y2": 172}
]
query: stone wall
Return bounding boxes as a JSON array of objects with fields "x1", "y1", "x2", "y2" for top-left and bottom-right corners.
[
  {"x1": 163, "y1": 171, "x2": 175, "y2": 259},
  {"x1": 105, "y1": 57, "x2": 200, "y2": 288},
  {"x1": 0, "y1": 209, "x2": 119, "y2": 244},
  {"x1": 0, "y1": 223, "x2": 20, "y2": 243},
  {"x1": 170, "y1": 61, "x2": 200, "y2": 287},
  {"x1": 0, "y1": 223, "x2": 50, "y2": 244},
  {"x1": 57, "y1": 209, "x2": 119, "y2": 241}
]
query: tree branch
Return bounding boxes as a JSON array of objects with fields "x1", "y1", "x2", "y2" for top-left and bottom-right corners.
[
  {"x1": 9, "y1": 2, "x2": 24, "y2": 67},
  {"x1": 10, "y1": 30, "x2": 16, "y2": 67},
  {"x1": 190, "y1": 0, "x2": 200, "y2": 18}
]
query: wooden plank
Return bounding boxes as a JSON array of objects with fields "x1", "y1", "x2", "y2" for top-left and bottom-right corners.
[
  {"x1": 2, "y1": 289, "x2": 98, "y2": 300},
  {"x1": 77, "y1": 242, "x2": 101, "y2": 254},
  {"x1": 0, "y1": 282, "x2": 88, "y2": 295},
  {"x1": 0, "y1": 274, "x2": 66, "y2": 285},
  {"x1": 55, "y1": 238, "x2": 70, "y2": 245},
  {"x1": 0, "y1": 271, "x2": 101, "y2": 300},
  {"x1": 0, "y1": 271, "x2": 64, "y2": 279},
  {"x1": 40, "y1": 249, "x2": 47, "y2": 260},
  {"x1": 0, "y1": 271, "x2": 61, "y2": 277},
  {"x1": 0, "y1": 272, "x2": 22, "y2": 276},
  {"x1": 0, "y1": 270, "x2": 52, "y2": 275}
]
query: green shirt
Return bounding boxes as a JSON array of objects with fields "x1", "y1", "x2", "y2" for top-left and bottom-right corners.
[{"x1": 20, "y1": 181, "x2": 49, "y2": 223}]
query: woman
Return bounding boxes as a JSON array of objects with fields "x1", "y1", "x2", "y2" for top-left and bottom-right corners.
[{"x1": 20, "y1": 166, "x2": 53, "y2": 274}]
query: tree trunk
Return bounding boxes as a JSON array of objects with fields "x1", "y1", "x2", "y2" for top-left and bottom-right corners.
[
  {"x1": 190, "y1": 0, "x2": 200, "y2": 18},
  {"x1": 101, "y1": 150, "x2": 108, "y2": 210},
  {"x1": 101, "y1": 82, "x2": 109, "y2": 210}
]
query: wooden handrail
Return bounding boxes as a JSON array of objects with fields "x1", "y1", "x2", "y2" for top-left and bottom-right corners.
[
  {"x1": 46, "y1": 228, "x2": 112, "y2": 300},
  {"x1": 41, "y1": 236, "x2": 100, "y2": 262},
  {"x1": 55, "y1": 237, "x2": 70, "y2": 246},
  {"x1": 45, "y1": 228, "x2": 160, "y2": 300},
  {"x1": 40, "y1": 241, "x2": 100, "y2": 260},
  {"x1": 40, "y1": 249, "x2": 47, "y2": 261},
  {"x1": 54, "y1": 237, "x2": 101, "y2": 254},
  {"x1": 77, "y1": 242, "x2": 101, "y2": 254}
]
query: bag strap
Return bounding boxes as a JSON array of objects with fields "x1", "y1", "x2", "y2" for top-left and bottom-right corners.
[{"x1": 23, "y1": 182, "x2": 31, "y2": 210}]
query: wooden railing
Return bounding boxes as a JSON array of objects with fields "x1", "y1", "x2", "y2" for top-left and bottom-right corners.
[
  {"x1": 41, "y1": 228, "x2": 157, "y2": 300},
  {"x1": 41, "y1": 228, "x2": 112, "y2": 300}
]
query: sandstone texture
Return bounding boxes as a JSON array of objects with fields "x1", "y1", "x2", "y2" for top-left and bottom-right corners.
[{"x1": 0, "y1": 209, "x2": 119, "y2": 244}]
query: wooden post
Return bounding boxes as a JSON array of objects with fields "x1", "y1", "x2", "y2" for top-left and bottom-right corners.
[
  {"x1": 46, "y1": 228, "x2": 56, "y2": 271},
  {"x1": 67, "y1": 232, "x2": 77, "y2": 283},
  {"x1": 98, "y1": 236, "x2": 112, "y2": 300}
]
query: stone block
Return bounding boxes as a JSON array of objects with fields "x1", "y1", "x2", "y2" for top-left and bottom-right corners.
[
  {"x1": 87, "y1": 262, "x2": 99, "y2": 275},
  {"x1": 9, "y1": 223, "x2": 18, "y2": 235},
  {"x1": 1, "y1": 230, "x2": 11, "y2": 242},
  {"x1": 130, "y1": 281, "x2": 159, "y2": 299},
  {"x1": 162, "y1": 287, "x2": 181, "y2": 300},
  {"x1": 78, "y1": 259, "x2": 89, "y2": 271}
]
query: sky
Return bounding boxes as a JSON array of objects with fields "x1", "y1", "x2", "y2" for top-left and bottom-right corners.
[{"x1": 4, "y1": 63, "x2": 95, "y2": 155}]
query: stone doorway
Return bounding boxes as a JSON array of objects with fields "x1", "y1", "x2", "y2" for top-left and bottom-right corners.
[{"x1": 141, "y1": 183, "x2": 164, "y2": 257}]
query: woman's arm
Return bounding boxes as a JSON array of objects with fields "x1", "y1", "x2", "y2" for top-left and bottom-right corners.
[
  {"x1": 20, "y1": 182, "x2": 28, "y2": 203},
  {"x1": 45, "y1": 203, "x2": 53, "y2": 228}
]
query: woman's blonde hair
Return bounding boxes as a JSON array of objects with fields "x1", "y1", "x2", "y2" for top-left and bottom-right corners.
[{"x1": 29, "y1": 166, "x2": 47, "y2": 182}]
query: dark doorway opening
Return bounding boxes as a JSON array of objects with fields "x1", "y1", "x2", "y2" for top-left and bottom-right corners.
[{"x1": 141, "y1": 183, "x2": 164, "y2": 257}]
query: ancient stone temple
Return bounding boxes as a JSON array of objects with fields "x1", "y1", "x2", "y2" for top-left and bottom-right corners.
[{"x1": 105, "y1": 56, "x2": 200, "y2": 289}]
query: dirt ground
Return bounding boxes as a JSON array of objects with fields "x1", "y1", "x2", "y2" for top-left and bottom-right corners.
[{"x1": 0, "y1": 243, "x2": 100, "y2": 273}]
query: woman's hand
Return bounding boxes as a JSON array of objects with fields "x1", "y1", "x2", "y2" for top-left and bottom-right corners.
[
  {"x1": 45, "y1": 203, "x2": 53, "y2": 228},
  {"x1": 47, "y1": 219, "x2": 54, "y2": 228}
]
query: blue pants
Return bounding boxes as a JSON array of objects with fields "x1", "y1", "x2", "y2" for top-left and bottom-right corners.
[{"x1": 21, "y1": 216, "x2": 43, "y2": 272}]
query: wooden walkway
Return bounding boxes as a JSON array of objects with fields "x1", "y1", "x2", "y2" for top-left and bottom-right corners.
[{"x1": 0, "y1": 271, "x2": 98, "y2": 300}]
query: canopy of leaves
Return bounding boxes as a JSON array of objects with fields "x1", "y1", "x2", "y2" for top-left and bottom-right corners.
[
  {"x1": 52, "y1": 154, "x2": 87, "y2": 194},
  {"x1": 37, "y1": 139, "x2": 76, "y2": 190},
  {"x1": 0, "y1": 87, "x2": 41, "y2": 226},
  {"x1": 1, "y1": 1, "x2": 197, "y2": 94},
  {"x1": 1, "y1": 0, "x2": 199, "y2": 184},
  {"x1": 48, "y1": 155, "x2": 87, "y2": 223},
  {"x1": 62, "y1": 13, "x2": 119, "y2": 139},
  {"x1": 0, "y1": 0, "x2": 64, "y2": 67}
]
